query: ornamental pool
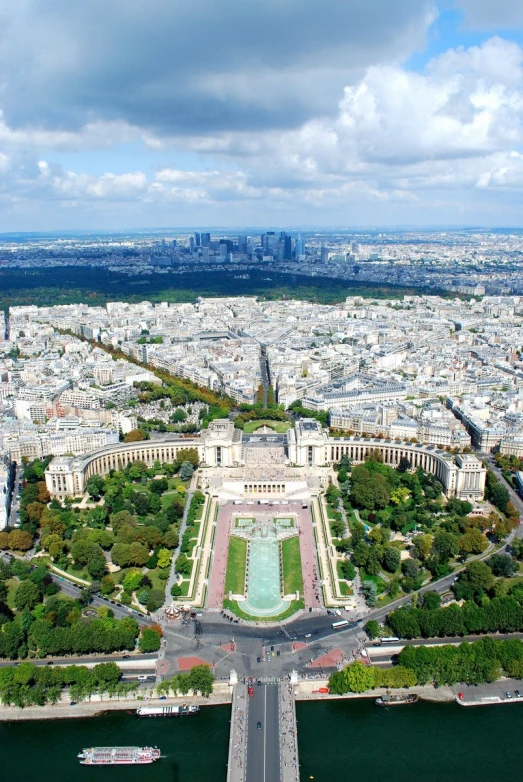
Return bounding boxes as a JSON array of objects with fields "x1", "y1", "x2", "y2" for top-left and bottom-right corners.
[{"x1": 242, "y1": 526, "x2": 289, "y2": 617}]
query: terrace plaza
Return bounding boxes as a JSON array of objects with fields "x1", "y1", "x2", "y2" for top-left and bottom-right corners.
[
  {"x1": 44, "y1": 417, "x2": 487, "y2": 619},
  {"x1": 46, "y1": 418, "x2": 487, "y2": 502}
]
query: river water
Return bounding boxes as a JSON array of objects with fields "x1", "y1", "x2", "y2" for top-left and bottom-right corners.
[
  {"x1": 1, "y1": 699, "x2": 522, "y2": 781},
  {"x1": 296, "y1": 698, "x2": 523, "y2": 782}
]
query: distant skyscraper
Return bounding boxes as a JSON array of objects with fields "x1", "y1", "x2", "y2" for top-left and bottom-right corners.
[
  {"x1": 189, "y1": 236, "x2": 195, "y2": 253},
  {"x1": 283, "y1": 234, "x2": 292, "y2": 260},
  {"x1": 194, "y1": 232, "x2": 201, "y2": 247},
  {"x1": 321, "y1": 245, "x2": 329, "y2": 263},
  {"x1": 295, "y1": 234, "x2": 304, "y2": 258},
  {"x1": 201, "y1": 232, "x2": 211, "y2": 247},
  {"x1": 237, "y1": 234, "x2": 247, "y2": 253}
]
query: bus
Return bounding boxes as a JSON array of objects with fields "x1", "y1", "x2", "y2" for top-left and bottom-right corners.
[
  {"x1": 380, "y1": 636, "x2": 400, "y2": 644},
  {"x1": 332, "y1": 620, "x2": 349, "y2": 630}
]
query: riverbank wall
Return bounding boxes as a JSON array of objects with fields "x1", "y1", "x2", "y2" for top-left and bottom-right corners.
[{"x1": 0, "y1": 683, "x2": 233, "y2": 722}]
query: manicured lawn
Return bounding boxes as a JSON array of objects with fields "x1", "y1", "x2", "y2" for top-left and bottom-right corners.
[
  {"x1": 223, "y1": 598, "x2": 304, "y2": 622},
  {"x1": 243, "y1": 419, "x2": 291, "y2": 434},
  {"x1": 224, "y1": 536, "x2": 247, "y2": 596},
  {"x1": 147, "y1": 567, "x2": 168, "y2": 592},
  {"x1": 179, "y1": 580, "x2": 191, "y2": 596},
  {"x1": 65, "y1": 562, "x2": 90, "y2": 581},
  {"x1": 189, "y1": 522, "x2": 201, "y2": 540},
  {"x1": 281, "y1": 535, "x2": 304, "y2": 595},
  {"x1": 339, "y1": 582, "x2": 354, "y2": 596},
  {"x1": 326, "y1": 505, "x2": 338, "y2": 520},
  {"x1": 6, "y1": 578, "x2": 18, "y2": 610}
]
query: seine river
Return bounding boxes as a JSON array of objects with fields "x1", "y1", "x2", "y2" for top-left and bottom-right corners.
[{"x1": 1, "y1": 700, "x2": 523, "y2": 781}]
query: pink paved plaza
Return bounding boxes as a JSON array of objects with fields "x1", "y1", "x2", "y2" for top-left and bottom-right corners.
[{"x1": 207, "y1": 500, "x2": 322, "y2": 613}]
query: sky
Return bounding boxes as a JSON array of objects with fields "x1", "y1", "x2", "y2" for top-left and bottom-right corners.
[{"x1": 2, "y1": 0, "x2": 523, "y2": 231}]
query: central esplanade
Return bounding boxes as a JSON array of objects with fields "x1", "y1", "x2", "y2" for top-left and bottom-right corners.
[{"x1": 45, "y1": 418, "x2": 486, "y2": 502}]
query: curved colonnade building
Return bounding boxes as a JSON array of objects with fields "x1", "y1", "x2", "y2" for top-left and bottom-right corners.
[{"x1": 45, "y1": 418, "x2": 486, "y2": 501}]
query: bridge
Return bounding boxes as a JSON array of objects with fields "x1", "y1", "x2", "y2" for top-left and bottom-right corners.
[{"x1": 227, "y1": 678, "x2": 299, "y2": 782}]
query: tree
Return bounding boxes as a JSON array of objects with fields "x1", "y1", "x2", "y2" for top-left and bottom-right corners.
[
  {"x1": 175, "y1": 448, "x2": 199, "y2": 468},
  {"x1": 146, "y1": 589, "x2": 165, "y2": 613},
  {"x1": 8, "y1": 529, "x2": 33, "y2": 551},
  {"x1": 139, "y1": 628, "x2": 161, "y2": 652},
  {"x1": 188, "y1": 664, "x2": 214, "y2": 697},
  {"x1": 382, "y1": 546, "x2": 401, "y2": 574},
  {"x1": 175, "y1": 554, "x2": 192, "y2": 576},
  {"x1": 340, "y1": 560, "x2": 356, "y2": 581},
  {"x1": 361, "y1": 580, "x2": 377, "y2": 607},
  {"x1": 490, "y1": 483, "x2": 510, "y2": 514},
  {"x1": 100, "y1": 576, "x2": 116, "y2": 596},
  {"x1": 179, "y1": 461, "x2": 194, "y2": 481},
  {"x1": 85, "y1": 475, "x2": 105, "y2": 498},
  {"x1": 488, "y1": 554, "x2": 517, "y2": 578},
  {"x1": 14, "y1": 580, "x2": 41, "y2": 611},
  {"x1": 124, "y1": 429, "x2": 148, "y2": 443},
  {"x1": 122, "y1": 570, "x2": 144, "y2": 594},
  {"x1": 149, "y1": 477, "x2": 169, "y2": 495},
  {"x1": 413, "y1": 534, "x2": 433, "y2": 562},
  {"x1": 421, "y1": 591, "x2": 441, "y2": 610},
  {"x1": 458, "y1": 529, "x2": 488, "y2": 556},
  {"x1": 157, "y1": 548, "x2": 172, "y2": 569},
  {"x1": 454, "y1": 561, "x2": 494, "y2": 601},
  {"x1": 343, "y1": 661, "x2": 375, "y2": 693},
  {"x1": 433, "y1": 531, "x2": 459, "y2": 560},
  {"x1": 170, "y1": 583, "x2": 182, "y2": 597},
  {"x1": 365, "y1": 619, "x2": 380, "y2": 640},
  {"x1": 397, "y1": 456, "x2": 412, "y2": 473}
]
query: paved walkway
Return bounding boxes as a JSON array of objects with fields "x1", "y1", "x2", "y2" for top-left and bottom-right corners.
[
  {"x1": 279, "y1": 682, "x2": 300, "y2": 782},
  {"x1": 297, "y1": 504, "x2": 322, "y2": 609},
  {"x1": 227, "y1": 683, "x2": 248, "y2": 782},
  {"x1": 208, "y1": 503, "x2": 232, "y2": 609},
  {"x1": 163, "y1": 479, "x2": 196, "y2": 609}
]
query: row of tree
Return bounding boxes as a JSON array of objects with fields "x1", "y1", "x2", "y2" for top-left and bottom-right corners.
[
  {"x1": 328, "y1": 661, "x2": 416, "y2": 694},
  {"x1": 398, "y1": 637, "x2": 523, "y2": 686},
  {"x1": 0, "y1": 660, "x2": 132, "y2": 707}
]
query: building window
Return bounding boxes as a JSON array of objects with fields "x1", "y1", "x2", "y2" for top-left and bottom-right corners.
[
  {"x1": 308, "y1": 445, "x2": 313, "y2": 466},
  {"x1": 216, "y1": 446, "x2": 222, "y2": 466}
]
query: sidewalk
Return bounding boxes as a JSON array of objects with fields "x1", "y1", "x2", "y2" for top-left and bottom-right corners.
[
  {"x1": 227, "y1": 684, "x2": 248, "y2": 782},
  {"x1": 279, "y1": 682, "x2": 300, "y2": 782}
]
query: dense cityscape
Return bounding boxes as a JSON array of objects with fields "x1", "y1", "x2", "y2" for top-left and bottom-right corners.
[
  {"x1": 2, "y1": 228, "x2": 523, "y2": 296},
  {"x1": 3, "y1": 0, "x2": 523, "y2": 779}
]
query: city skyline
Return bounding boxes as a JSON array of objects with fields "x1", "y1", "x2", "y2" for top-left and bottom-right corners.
[{"x1": 1, "y1": 2, "x2": 523, "y2": 230}]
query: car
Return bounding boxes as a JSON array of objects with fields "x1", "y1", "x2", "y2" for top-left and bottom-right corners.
[
  {"x1": 196, "y1": 611, "x2": 203, "y2": 617},
  {"x1": 506, "y1": 691, "x2": 512, "y2": 698},
  {"x1": 277, "y1": 630, "x2": 284, "y2": 636},
  {"x1": 248, "y1": 686, "x2": 254, "y2": 697},
  {"x1": 122, "y1": 654, "x2": 131, "y2": 659},
  {"x1": 70, "y1": 702, "x2": 77, "y2": 706},
  {"x1": 257, "y1": 721, "x2": 262, "y2": 730},
  {"x1": 138, "y1": 675, "x2": 147, "y2": 682},
  {"x1": 304, "y1": 633, "x2": 312, "y2": 639},
  {"x1": 516, "y1": 690, "x2": 521, "y2": 698},
  {"x1": 46, "y1": 661, "x2": 54, "y2": 665},
  {"x1": 312, "y1": 630, "x2": 319, "y2": 635},
  {"x1": 159, "y1": 695, "x2": 167, "y2": 700},
  {"x1": 257, "y1": 657, "x2": 261, "y2": 663}
]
